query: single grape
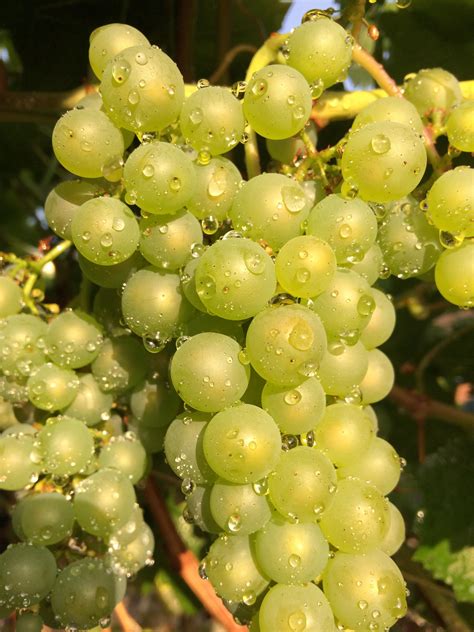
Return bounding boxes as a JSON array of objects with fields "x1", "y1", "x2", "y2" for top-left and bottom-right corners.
[
  {"x1": 381, "y1": 502, "x2": 406, "y2": 556},
  {"x1": 403, "y1": 67, "x2": 462, "y2": 118},
  {"x1": 185, "y1": 484, "x2": 220, "y2": 533},
  {"x1": 0, "y1": 314, "x2": 47, "y2": 380},
  {"x1": 15, "y1": 612, "x2": 43, "y2": 632},
  {"x1": 0, "y1": 396, "x2": 17, "y2": 431},
  {"x1": 344, "y1": 242, "x2": 383, "y2": 285},
  {"x1": 446, "y1": 100, "x2": 474, "y2": 152},
  {"x1": 38, "y1": 415, "x2": 94, "y2": 476},
  {"x1": 131, "y1": 379, "x2": 181, "y2": 428},
  {"x1": 79, "y1": 250, "x2": 145, "y2": 289},
  {"x1": 164, "y1": 412, "x2": 215, "y2": 484},
  {"x1": 359, "y1": 349, "x2": 395, "y2": 404},
  {"x1": 98, "y1": 433, "x2": 147, "y2": 483},
  {"x1": 27, "y1": 363, "x2": 80, "y2": 411},
  {"x1": 338, "y1": 437, "x2": 401, "y2": 495},
  {"x1": 62, "y1": 373, "x2": 113, "y2": 426},
  {"x1": 0, "y1": 434, "x2": 40, "y2": 490},
  {"x1": 209, "y1": 479, "x2": 272, "y2": 535},
  {"x1": 108, "y1": 522, "x2": 154, "y2": 575},
  {"x1": 91, "y1": 336, "x2": 149, "y2": 392},
  {"x1": 243, "y1": 64, "x2": 312, "y2": 140},
  {"x1": 360, "y1": 288, "x2": 396, "y2": 349},
  {"x1": 317, "y1": 340, "x2": 369, "y2": 397},
  {"x1": 426, "y1": 166, "x2": 473, "y2": 237},
  {"x1": 108, "y1": 504, "x2": 145, "y2": 547},
  {"x1": 89, "y1": 23, "x2": 150, "y2": 78},
  {"x1": 352, "y1": 95, "x2": 424, "y2": 135},
  {"x1": 435, "y1": 242, "x2": 474, "y2": 308},
  {"x1": 45, "y1": 310, "x2": 104, "y2": 369},
  {"x1": 0, "y1": 277, "x2": 22, "y2": 318},
  {"x1": 12, "y1": 492, "x2": 74, "y2": 546},
  {"x1": 266, "y1": 120, "x2": 317, "y2": 164},
  {"x1": 44, "y1": 180, "x2": 102, "y2": 239}
]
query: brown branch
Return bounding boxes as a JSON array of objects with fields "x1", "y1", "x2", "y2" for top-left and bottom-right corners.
[
  {"x1": 144, "y1": 477, "x2": 248, "y2": 632},
  {"x1": 114, "y1": 601, "x2": 142, "y2": 632},
  {"x1": 352, "y1": 43, "x2": 402, "y2": 97},
  {"x1": 419, "y1": 583, "x2": 471, "y2": 632},
  {"x1": 209, "y1": 44, "x2": 258, "y2": 84}
]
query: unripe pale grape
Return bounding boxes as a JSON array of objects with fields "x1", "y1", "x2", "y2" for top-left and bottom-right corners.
[
  {"x1": 0, "y1": 314, "x2": 47, "y2": 380},
  {"x1": 404, "y1": 67, "x2": 462, "y2": 118},
  {"x1": 307, "y1": 194, "x2": 377, "y2": 264},
  {"x1": 361, "y1": 288, "x2": 396, "y2": 349},
  {"x1": 12, "y1": 492, "x2": 74, "y2": 546},
  {"x1": 185, "y1": 485, "x2": 220, "y2": 533},
  {"x1": 171, "y1": 332, "x2": 250, "y2": 412},
  {"x1": 268, "y1": 446, "x2": 337, "y2": 521},
  {"x1": 352, "y1": 95, "x2": 424, "y2": 135},
  {"x1": 123, "y1": 141, "x2": 196, "y2": 213},
  {"x1": 98, "y1": 434, "x2": 147, "y2": 483},
  {"x1": 205, "y1": 534, "x2": 269, "y2": 603},
  {"x1": 338, "y1": 437, "x2": 401, "y2": 495},
  {"x1": 203, "y1": 403, "x2": 281, "y2": 484},
  {"x1": 139, "y1": 210, "x2": 202, "y2": 270},
  {"x1": 254, "y1": 515, "x2": 329, "y2": 584},
  {"x1": 108, "y1": 504, "x2": 145, "y2": 546},
  {"x1": 266, "y1": 120, "x2": 317, "y2": 164},
  {"x1": 359, "y1": 349, "x2": 395, "y2": 404},
  {"x1": 261, "y1": 376, "x2": 325, "y2": 435},
  {"x1": 209, "y1": 479, "x2": 272, "y2": 535},
  {"x1": 426, "y1": 166, "x2": 474, "y2": 237},
  {"x1": 345, "y1": 242, "x2": 383, "y2": 285},
  {"x1": 0, "y1": 434, "x2": 40, "y2": 490},
  {"x1": 243, "y1": 64, "x2": 312, "y2": 140},
  {"x1": 108, "y1": 522, "x2": 154, "y2": 574},
  {"x1": 286, "y1": 17, "x2": 352, "y2": 89},
  {"x1": 101, "y1": 45, "x2": 185, "y2": 132},
  {"x1": 323, "y1": 550, "x2": 407, "y2": 629},
  {"x1": 381, "y1": 502, "x2": 406, "y2": 556},
  {"x1": 180, "y1": 86, "x2": 245, "y2": 155},
  {"x1": 45, "y1": 310, "x2": 103, "y2": 369},
  {"x1": 89, "y1": 23, "x2": 149, "y2": 78},
  {"x1": 342, "y1": 121, "x2": 426, "y2": 202},
  {"x1": 275, "y1": 235, "x2": 336, "y2": 298},
  {"x1": 0, "y1": 396, "x2": 17, "y2": 431},
  {"x1": 230, "y1": 173, "x2": 310, "y2": 251},
  {"x1": 246, "y1": 304, "x2": 327, "y2": 387},
  {"x1": 131, "y1": 379, "x2": 181, "y2": 428},
  {"x1": 0, "y1": 277, "x2": 22, "y2": 318},
  {"x1": 195, "y1": 238, "x2": 276, "y2": 320},
  {"x1": 71, "y1": 196, "x2": 139, "y2": 265},
  {"x1": 52, "y1": 108, "x2": 124, "y2": 178},
  {"x1": 317, "y1": 340, "x2": 369, "y2": 397},
  {"x1": 79, "y1": 250, "x2": 145, "y2": 289},
  {"x1": 259, "y1": 582, "x2": 334, "y2": 632},
  {"x1": 16, "y1": 612, "x2": 43, "y2": 632},
  {"x1": 27, "y1": 363, "x2": 80, "y2": 411},
  {"x1": 446, "y1": 100, "x2": 474, "y2": 152},
  {"x1": 38, "y1": 415, "x2": 94, "y2": 476},
  {"x1": 91, "y1": 336, "x2": 149, "y2": 392},
  {"x1": 164, "y1": 412, "x2": 215, "y2": 484},
  {"x1": 314, "y1": 402, "x2": 375, "y2": 467},
  {"x1": 62, "y1": 373, "x2": 113, "y2": 426},
  {"x1": 45, "y1": 179, "x2": 102, "y2": 238},
  {"x1": 185, "y1": 157, "x2": 242, "y2": 221},
  {"x1": 435, "y1": 242, "x2": 474, "y2": 307}
]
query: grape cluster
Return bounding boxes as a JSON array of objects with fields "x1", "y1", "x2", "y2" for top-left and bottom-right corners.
[{"x1": 0, "y1": 14, "x2": 473, "y2": 632}]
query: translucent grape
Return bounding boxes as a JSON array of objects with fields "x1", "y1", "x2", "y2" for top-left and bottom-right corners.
[
  {"x1": 12, "y1": 492, "x2": 74, "y2": 546},
  {"x1": 27, "y1": 363, "x2": 79, "y2": 411},
  {"x1": 306, "y1": 194, "x2": 377, "y2": 264},
  {"x1": 52, "y1": 108, "x2": 124, "y2": 178},
  {"x1": 98, "y1": 434, "x2": 147, "y2": 483},
  {"x1": 62, "y1": 374, "x2": 112, "y2": 426},
  {"x1": 286, "y1": 17, "x2": 352, "y2": 89},
  {"x1": 91, "y1": 336, "x2": 149, "y2": 392},
  {"x1": 0, "y1": 314, "x2": 47, "y2": 380},
  {"x1": 101, "y1": 44, "x2": 185, "y2": 132},
  {"x1": 404, "y1": 67, "x2": 462, "y2": 118},
  {"x1": 185, "y1": 484, "x2": 220, "y2": 533},
  {"x1": 446, "y1": 100, "x2": 474, "y2": 152},
  {"x1": 359, "y1": 349, "x2": 395, "y2": 404},
  {"x1": 360, "y1": 288, "x2": 396, "y2": 349},
  {"x1": 15, "y1": 612, "x2": 43, "y2": 632},
  {"x1": 108, "y1": 522, "x2": 154, "y2": 574},
  {"x1": 381, "y1": 502, "x2": 406, "y2": 556},
  {"x1": 338, "y1": 437, "x2": 401, "y2": 495},
  {"x1": 345, "y1": 242, "x2": 383, "y2": 285},
  {"x1": 38, "y1": 415, "x2": 94, "y2": 476},
  {"x1": 194, "y1": 238, "x2": 276, "y2": 320},
  {"x1": 79, "y1": 250, "x2": 145, "y2": 289},
  {"x1": 246, "y1": 304, "x2": 327, "y2": 387},
  {"x1": 185, "y1": 157, "x2": 242, "y2": 221},
  {"x1": 229, "y1": 173, "x2": 311, "y2": 251},
  {"x1": 317, "y1": 340, "x2": 369, "y2": 397},
  {"x1": 352, "y1": 95, "x2": 424, "y2": 135},
  {"x1": 89, "y1": 23, "x2": 150, "y2": 78},
  {"x1": 435, "y1": 242, "x2": 474, "y2": 308},
  {"x1": 123, "y1": 141, "x2": 196, "y2": 213},
  {"x1": 0, "y1": 434, "x2": 40, "y2": 490},
  {"x1": 0, "y1": 277, "x2": 22, "y2": 318},
  {"x1": 203, "y1": 403, "x2": 281, "y2": 484},
  {"x1": 45, "y1": 180, "x2": 102, "y2": 239},
  {"x1": 268, "y1": 446, "x2": 337, "y2": 521},
  {"x1": 209, "y1": 479, "x2": 272, "y2": 535},
  {"x1": 341, "y1": 121, "x2": 426, "y2": 202},
  {"x1": 131, "y1": 379, "x2": 181, "y2": 428},
  {"x1": 266, "y1": 120, "x2": 317, "y2": 164},
  {"x1": 108, "y1": 504, "x2": 145, "y2": 547},
  {"x1": 170, "y1": 332, "x2": 250, "y2": 412},
  {"x1": 45, "y1": 310, "x2": 103, "y2": 369},
  {"x1": 426, "y1": 166, "x2": 473, "y2": 237},
  {"x1": 164, "y1": 412, "x2": 215, "y2": 484},
  {"x1": 243, "y1": 64, "x2": 312, "y2": 140}
]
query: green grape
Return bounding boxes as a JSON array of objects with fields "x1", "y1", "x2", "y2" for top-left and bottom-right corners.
[
  {"x1": 360, "y1": 288, "x2": 396, "y2": 349},
  {"x1": 27, "y1": 363, "x2": 79, "y2": 411},
  {"x1": 44, "y1": 180, "x2": 102, "y2": 239},
  {"x1": 254, "y1": 515, "x2": 329, "y2": 584},
  {"x1": 338, "y1": 437, "x2": 401, "y2": 495},
  {"x1": 98, "y1": 433, "x2": 147, "y2": 483},
  {"x1": 204, "y1": 534, "x2": 269, "y2": 603},
  {"x1": 15, "y1": 612, "x2": 43, "y2": 632},
  {"x1": 0, "y1": 377, "x2": 29, "y2": 406},
  {"x1": 181, "y1": 257, "x2": 208, "y2": 312},
  {"x1": 101, "y1": 44, "x2": 184, "y2": 132},
  {"x1": 246, "y1": 304, "x2": 327, "y2": 387},
  {"x1": 243, "y1": 64, "x2": 312, "y2": 140},
  {"x1": 435, "y1": 242, "x2": 474, "y2": 308},
  {"x1": 209, "y1": 479, "x2": 272, "y2": 535},
  {"x1": 51, "y1": 558, "x2": 119, "y2": 629},
  {"x1": 183, "y1": 310, "x2": 245, "y2": 343},
  {"x1": 359, "y1": 349, "x2": 395, "y2": 404},
  {"x1": 194, "y1": 238, "x2": 276, "y2": 320},
  {"x1": 266, "y1": 120, "x2": 317, "y2": 164},
  {"x1": 261, "y1": 376, "x2": 325, "y2": 435},
  {"x1": 139, "y1": 210, "x2": 202, "y2": 270},
  {"x1": 2, "y1": 423, "x2": 36, "y2": 437},
  {"x1": 38, "y1": 415, "x2": 94, "y2": 476},
  {"x1": 426, "y1": 166, "x2": 474, "y2": 237},
  {"x1": 180, "y1": 86, "x2": 245, "y2": 155},
  {"x1": 170, "y1": 332, "x2": 250, "y2": 412},
  {"x1": 203, "y1": 403, "x2": 281, "y2": 484},
  {"x1": 89, "y1": 23, "x2": 150, "y2": 78},
  {"x1": 12, "y1": 492, "x2": 74, "y2": 546},
  {"x1": 319, "y1": 478, "x2": 390, "y2": 553},
  {"x1": 121, "y1": 267, "x2": 193, "y2": 341},
  {"x1": 381, "y1": 502, "x2": 406, "y2": 556},
  {"x1": 71, "y1": 196, "x2": 139, "y2": 265},
  {"x1": 164, "y1": 412, "x2": 215, "y2": 484},
  {"x1": 313, "y1": 402, "x2": 375, "y2": 467},
  {"x1": 0, "y1": 544, "x2": 57, "y2": 611},
  {"x1": 63, "y1": 373, "x2": 114, "y2": 426},
  {"x1": 108, "y1": 504, "x2": 145, "y2": 547},
  {"x1": 185, "y1": 157, "x2": 242, "y2": 222},
  {"x1": 131, "y1": 379, "x2": 181, "y2": 428},
  {"x1": 341, "y1": 121, "x2": 426, "y2": 203},
  {"x1": 286, "y1": 17, "x2": 352, "y2": 90},
  {"x1": 123, "y1": 141, "x2": 196, "y2": 213},
  {"x1": 74, "y1": 467, "x2": 136, "y2": 538},
  {"x1": 52, "y1": 108, "x2": 124, "y2": 178},
  {"x1": 91, "y1": 336, "x2": 149, "y2": 392},
  {"x1": 268, "y1": 446, "x2": 336, "y2": 521},
  {"x1": 0, "y1": 277, "x2": 22, "y2": 318},
  {"x1": 377, "y1": 197, "x2": 442, "y2": 278},
  {"x1": 45, "y1": 310, "x2": 104, "y2": 369},
  {"x1": 229, "y1": 173, "x2": 310, "y2": 251},
  {"x1": 0, "y1": 434, "x2": 40, "y2": 490},
  {"x1": 352, "y1": 95, "x2": 424, "y2": 135},
  {"x1": 275, "y1": 235, "x2": 336, "y2": 298},
  {"x1": 0, "y1": 314, "x2": 47, "y2": 380},
  {"x1": 345, "y1": 242, "x2": 383, "y2": 285},
  {"x1": 185, "y1": 485, "x2": 220, "y2": 533},
  {"x1": 306, "y1": 194, "x2": 377, "y2": 264},
  {"x1": 309, "y1": 268, "x2": 375, "y2": 342},
  {"x1": 404, "y1": 67, "x2": 462, "y2": 118},
  {"x1": 79, "y1": 250, "x2": 145, "y2": 289},
  {"x1": 108, "y1": 522, "x2": 154, "y2": 575},
  {"x1": 323, "y1": 550, "x2": 407, "y2": 630},
  {"x1": 259, "y1": 582, "x2": 334, "y2": 632},
  {"x1": 446, "y1": 100, "x2": 474, "y2": 152},
  {"x1": 0, "y1": 396, "x2": 17, "y2": 431},
  {"x1": 93, "y1": 288, "x2": 127, "y2": 335},
  {"x1": 317, "y1": 340, "x2": 369, "y2": 397}
]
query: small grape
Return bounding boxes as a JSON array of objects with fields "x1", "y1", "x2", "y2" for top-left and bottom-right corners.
[
  {"x1": 0, "y1": 277, "x2": 23, "y2": 318},
  {"x1": 45, "y1": 310, "x2": 103, "y2": 369},
  {"x1": 352, "y1": 95, "x2": 424, "y2": 135},
  {"x1": 12, "y1": 492, "x2": 74, "y2": 546},
  {"x1": 89, "y1": 23, "x2": 150, "y2": 78},
  {"x1": 403, "y1": 67, "x2": 462, "y2": 119},
  {"x1": 426, "y1": 166, "x2": 473, "y2": 237},
  {"x1": 435, "y1": 242, "x2": 474, "y2": 308},
  {"x1": 209, "y1": 479, "x2": 272, "y2": 535},
  {"x1": 27, "y1": 363, "x2": 80, "y2": 411},
  {"x1": 91, "y1": 336, "x2": 149, "y2": 393},
  {"x1": 44, "y1": 180, "x2": 102, "y2": 240},
  {"x1": 446, "y1": 100, "x2": 474, "y2": 152},
  {"x1": 98, "y1": 434, "x2": 147, "y2": 483}
]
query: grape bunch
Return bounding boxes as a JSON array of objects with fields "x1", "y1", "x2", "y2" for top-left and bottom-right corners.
[{"x1": 0, "y1": 13, "x2": 473, "y2": 632}]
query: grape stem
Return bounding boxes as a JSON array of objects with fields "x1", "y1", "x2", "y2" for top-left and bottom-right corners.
[
  {"x1": 114, "y1": 600, "x2": 142, "y2": 632},
  {"x1": 209, "y1": 43, "x2": 258, "y2": 84},
  {"x1": 22, "y1": 239, "x2": 71, "y2": 314},
  {"x1": 144, "y1": 477, "x2": 249, "y2": 632}
]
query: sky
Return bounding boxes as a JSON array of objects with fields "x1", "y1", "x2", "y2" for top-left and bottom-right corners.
[{"x1": 280, "y1": 0, "x2": 338, "y2": 32}]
